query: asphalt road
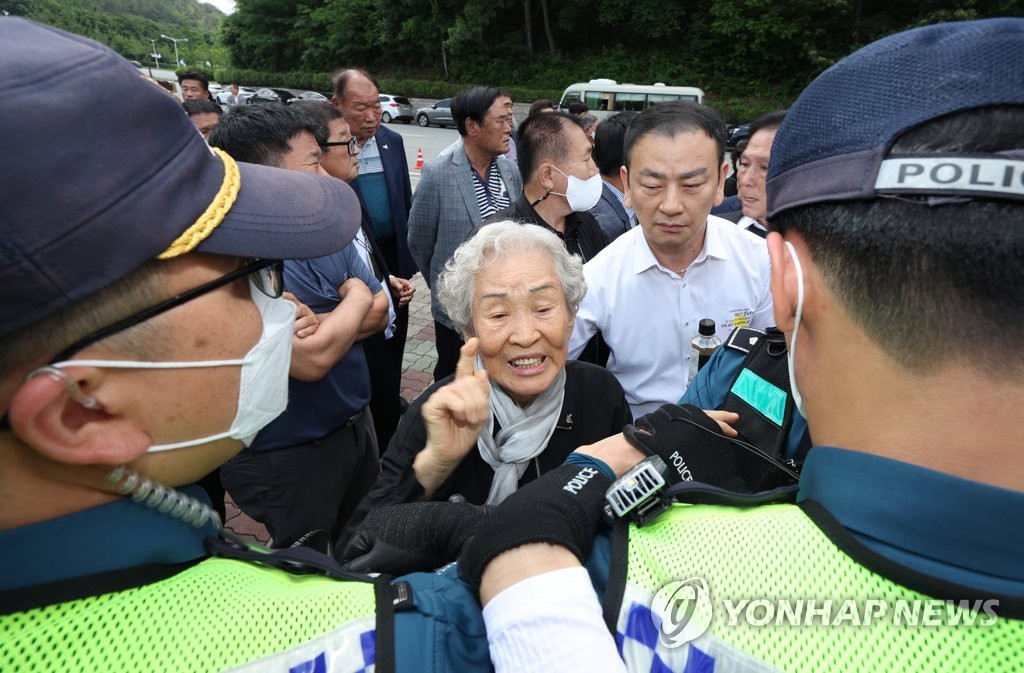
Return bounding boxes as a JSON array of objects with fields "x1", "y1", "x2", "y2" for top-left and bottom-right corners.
[
  {"x1": 382, "y1": 97, "x2": 535, "y2": 190},
  {"x1": 382, "y1": 121, "x2": 460, "y2": 190}
]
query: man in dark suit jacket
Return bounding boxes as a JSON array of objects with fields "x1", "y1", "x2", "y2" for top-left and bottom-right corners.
[
  {"x1": 333, "y1": 68, "x2": 416, "y2": 450},
  {"x1": 588, "y1": 111, "x2": 637, "y2": 244}
]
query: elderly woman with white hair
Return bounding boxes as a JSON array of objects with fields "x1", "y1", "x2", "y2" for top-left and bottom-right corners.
[{"x1": 346, "y1": 221, "x2": 631, "y2": 527}]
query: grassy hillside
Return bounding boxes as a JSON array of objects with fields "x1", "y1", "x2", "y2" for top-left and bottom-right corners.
[{"x1": 4, "y1": 0, "x2": 229, "y2": 71}]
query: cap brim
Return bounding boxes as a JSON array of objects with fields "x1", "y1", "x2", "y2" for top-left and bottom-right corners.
[{"x1": 196, "y1": 161, "x2": 361, "y2": 260}]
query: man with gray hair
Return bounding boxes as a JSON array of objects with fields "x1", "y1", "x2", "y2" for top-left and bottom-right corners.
[{"x1": 333, "y1": 68, "x2": 416, "y2": 450}]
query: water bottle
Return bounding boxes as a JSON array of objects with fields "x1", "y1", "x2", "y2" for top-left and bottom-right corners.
[{"x1": 687, "y1": 318, "x2": 721, "y2": 387}]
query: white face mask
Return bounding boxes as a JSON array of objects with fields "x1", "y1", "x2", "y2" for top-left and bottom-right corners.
[
  {"x1": 551, "y1": 166, "x2": 603, "y2": 212},
  {"x1": 46, "y1": 281, "x2": 296, "y2": 452},
  {"x1": 785, "y1": 241, "x2": 806, "y2": 417}
]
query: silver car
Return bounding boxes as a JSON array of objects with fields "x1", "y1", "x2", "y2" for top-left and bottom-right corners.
[
  {"x1": 415, "y1": 98, "x2": 454, "y2": 128},
  {"x1": 380, "y1": 94, "x2": 414, "y2": 124}
]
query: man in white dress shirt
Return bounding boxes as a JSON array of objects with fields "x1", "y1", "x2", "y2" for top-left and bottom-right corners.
[{"x1": 568, "y1": 100, "x2": 773, "y2": 417}]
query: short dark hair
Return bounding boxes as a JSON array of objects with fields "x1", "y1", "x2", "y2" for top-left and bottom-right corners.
[
  {"x1": 177, "y1": 71, "x2": 210, "y2": 91},
  {"x1": 623, "y1": 100, "x2": 726, "y2": 170},
  {"x1": 567, "y1": 101, "x2": 589, "y2": 116},
  {"x1": 290, "y1": 100, "x2": 343, "y2": 145},
  {"x1": 452, "y1": 86, "x2": 510, "y2": 137},
  {"x1": 593, "y1": 111, "x2": 636, "y2": 177},
  {"x1": 0, "y1": 260, "x2": 171, "y2": 380},
  {"x1": 208, "y1": 103, "x2": 319, "y2": 168},
  {"x1": 331, "y1": 68, "x2": 379, "y2": 100},
  {"x1": 182, "y1": 99, "x2": 222, "y2": 118},
  {"x1": 516, "y1": 111, "x2": 585, "y2": 183},
  {"x1": 747, "y1": 110, "x2": 787, "y2": 142},
  {"x1": 528, "y1": 99, "x2": 556, "y2": 118},
  {"x1": 731, "y1": 139, "x2": 747, "y2": 172},
  {"x1": 770, "y1": 105, "x2": 1024, "y2": 376}
]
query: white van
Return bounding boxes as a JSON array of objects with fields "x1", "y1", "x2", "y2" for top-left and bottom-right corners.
[{"x1": 558, "y1": 79, "x2": 705, "y2": 120}]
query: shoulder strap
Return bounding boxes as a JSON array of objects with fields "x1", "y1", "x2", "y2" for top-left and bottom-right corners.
[
  {"x1": 724, "y1": 327, "x2": 768, "y2": 355},
  {"x1": 720, "y1": 327, "x2": 794, "y2": 461},
  {"x1": 205, "y1": 534, "x2": 374, "y2": 583}
]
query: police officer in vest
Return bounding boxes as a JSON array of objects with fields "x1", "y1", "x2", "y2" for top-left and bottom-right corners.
[
  {"x1": 0, "y1": 22, "x2": 628, "y2": 673},
  {"x1": 0, "y1": 21, "x2": 399, "y2": 672},
  {"x1": 445, "y1": 18, "x2": 1024, "y2": 672}
]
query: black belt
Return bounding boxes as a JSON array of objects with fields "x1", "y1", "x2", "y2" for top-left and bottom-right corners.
[{"x1": 343, "y1": 408, "x2": 364, "y2": 428}]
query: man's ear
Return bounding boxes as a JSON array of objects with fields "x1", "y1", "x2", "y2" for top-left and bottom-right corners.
[
  {"x1": 7, "y1": 366, "x2": 151, "y2": 467},
  {"x1": 537, "y1": 162, "x2": 558, "y2": 191},
  {"x1": 621, "y1": 165, "x2": 632, "y2": 209},
  {"x1": 714, "y1": 161, "x2": 729, "y2": 207},
  {"x1": 766, "y1": 232, "x2": 800, "y2": 333}
]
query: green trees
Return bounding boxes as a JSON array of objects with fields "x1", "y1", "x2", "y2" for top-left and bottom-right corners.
[
  {"x1": 9, "y1": 0, "x2": 228, "y2": 70},
  {"x1": 218, "y1": 0, "x2": 1021, "y2": 114},
  {"x1": 9, "y1": 0, "x2": 1022, "y2": 118}
]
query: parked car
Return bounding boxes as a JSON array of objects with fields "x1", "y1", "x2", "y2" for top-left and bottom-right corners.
[
  {"x1": 380, "y1": 94, "x2": 414, "y2": 123},
  {"x1": 249, "y1": 88, "x2": 297, "y2": 104},
  {"x1": 415, "y1": 98, "x2": 454, "y2": 128},
  {"x1": 214, "y1": 86, "x2": 255, "y2": 105},
  {"x1": 289, "y1": 91, "x2": 332, "y2": 107}
]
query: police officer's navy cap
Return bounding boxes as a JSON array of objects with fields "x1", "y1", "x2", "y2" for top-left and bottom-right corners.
[
  {"x1": 767, "y1": 18, "x2": 1024, "y2": 220},
  {"x1": 0, "y1": 18, "x2": 361, "y2": 339}
]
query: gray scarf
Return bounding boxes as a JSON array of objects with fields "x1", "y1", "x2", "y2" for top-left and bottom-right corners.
[{"x1": 476, "y1": 359, "x2": 567, "y2": 505}]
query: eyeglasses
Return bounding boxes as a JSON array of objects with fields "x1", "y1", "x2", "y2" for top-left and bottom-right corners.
[
  {"x1": 320, "y1": 137, "x2": 359, "y2": 156},
  {"x1": 50, "y1": 259, "x2": 284, "y2": 363}
]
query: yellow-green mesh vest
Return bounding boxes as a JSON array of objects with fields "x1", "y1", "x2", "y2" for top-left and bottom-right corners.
[
  {"x1": 615, "y1": 503, "x2": 1024, "y2": 672},
  {"x1": 1, "y1": 556, "x2": 377, "y2": 673}
]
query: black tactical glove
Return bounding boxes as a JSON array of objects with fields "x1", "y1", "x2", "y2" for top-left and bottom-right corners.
[
  {"x1": 459, "y1": 462, "x2": 612, "y2": 590},
  {"x1": 624, "y1": 403, "x2": 796, "y2": 493},
  {"x1": 340, "y1": 499, "x2": 489, "y2": 575}
]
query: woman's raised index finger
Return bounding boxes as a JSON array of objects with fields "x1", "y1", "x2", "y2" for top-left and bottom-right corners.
[{"x1": 455, "y1": 337, "x2": 479, "y2": 379}]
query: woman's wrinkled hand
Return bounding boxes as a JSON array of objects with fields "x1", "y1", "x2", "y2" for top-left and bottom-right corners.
[{"x1": 413, "y1": 338, "x2": 491, "y2": 496}]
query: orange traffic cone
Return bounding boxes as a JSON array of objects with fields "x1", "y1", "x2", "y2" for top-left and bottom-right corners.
[{"x1": 415, "y1": 148, "x2": 424, "y2": 170}]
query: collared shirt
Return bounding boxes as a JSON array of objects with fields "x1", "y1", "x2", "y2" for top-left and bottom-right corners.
[
  {"x1": 352, "y1": 226, "x2": 396, "y2": 339},
  {"x1": 569, "y1": 216, "x2": 773, "y2": 417},
  {"x1": 355, "y1": 135, "x2": 395, "y2": 239},
  {"x1": 737, "y1": 214, "x2": 768, "y2": 238},
  {"x1": 469, "y1": 154, "x2": 511, "y2": 219},
  {"x1": 798, "y1": 447, "x2": 1024, "y2": 596}
]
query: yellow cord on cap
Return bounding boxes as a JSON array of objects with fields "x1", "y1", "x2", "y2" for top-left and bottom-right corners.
[{"x1": 157, "y1": 147, "x2": 241, "y2": 259}]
